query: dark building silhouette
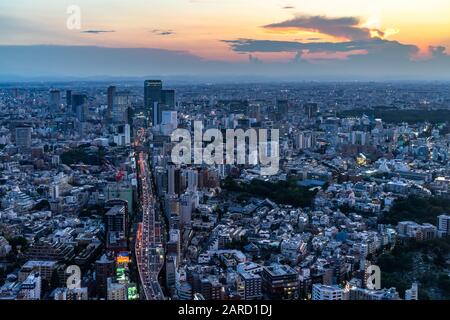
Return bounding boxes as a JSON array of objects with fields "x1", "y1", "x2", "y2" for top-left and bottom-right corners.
[
  {"x1": 66, "y1": 90, "x2": 72, "y2": 108},
  {"x1": 144, "y1": 80, "x2": 175, "y2": 125},
  {"x1": 107, "y1": 85, "x2": 116, "y2": 121},
  {"x1": 144, "y1": 80, "x2": 162, "y2": 124}
]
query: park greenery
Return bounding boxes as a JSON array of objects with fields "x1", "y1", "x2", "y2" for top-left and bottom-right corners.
[
  {"x1": 61, "y1": 144, "x2": 106, "y2": 166},
  {"x1": 377, "y1": 238, "x2": 450, "y2": 299},
  {"x1": 222, "y1": 176, "x2": 317, "y2": 208},
  {"x1": 379, "y1": 196, "x2": 450, "y2": 225}
]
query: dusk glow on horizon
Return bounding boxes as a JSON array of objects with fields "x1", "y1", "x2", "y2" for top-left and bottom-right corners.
[{"x1": 1, "y1": 0, "x2": 450, "y2": 79}]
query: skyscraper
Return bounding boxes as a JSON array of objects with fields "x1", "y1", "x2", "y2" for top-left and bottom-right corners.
[
  {"x1": 144, "y1": 80, "x2": 162, "y2": 125},
  {"x1": 107, "y1": 86, "x2": 116, "y2": 121},
  {"x1": 276, "y1": 100, "x2": 289, "y2": 120},
  {"x1": 49, "y1": 89, "x2": 61, "y2": 111},
  {"x1": 66, "y1": 90, "x2": 72, "y2": 108},
  {"x1": 161, "y1": 89, "x2": 176, "y2": 109},
  {"x1": 111, "y1": 91, "x2": 130, "y2": 123},
  {"x1": 304, "y1": 103, "x2": 319, "y2": 119},
  {"x1": 144, "y1": 80, "x2": 176, "y2": 126},
  {"x1": 71, "y1": 93, "x2": 88, "y2": 121}
]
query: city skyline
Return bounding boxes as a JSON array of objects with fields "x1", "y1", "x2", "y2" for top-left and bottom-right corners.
[{"x1": 1, "y1": 1, "x2": 450, "y2": 80}]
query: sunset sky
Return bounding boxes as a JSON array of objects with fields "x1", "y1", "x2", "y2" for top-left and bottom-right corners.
[{"x1": 1, "y1": 0, "x2": 450, "y2": 79}]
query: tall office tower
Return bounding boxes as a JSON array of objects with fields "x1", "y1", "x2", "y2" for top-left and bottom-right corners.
[
  {"x1": 144, "y1": 80, "x2": 162, "y2": 124},
  {"x1": 95, "y1": 254, "x2": 115, "y2": 299},
  {"x1": 124, "y1": 124, "x2": 131, "y2": 145},
  {"x1": 295, "y1": 131, "x2": 316, "y2": 150},
  {"x1": 15, "y1": 125, "x2": 32, "y2": 149},
  {"x1": 112, "y1": 91, "x2": 130, "y2": 123},
  {"x1": 161, "y1": 89, "x2": 176, "y2": 109},
  {"x1": 49, "y1": 89, "x2": 61, "y2": 111},
  {"x1": 312, "y1": 284, "x2": 344, "y2": 300},
  {"x1": 71, "y1": 93, "x2": 88, "y2": 122},
  {"x1": 71, "y1": 93, "x2": 86, "y2": 113},
  {"x1": 304, "y1": 102, "x2": 319, "y2": 119},
  {"x1": 66, "y1": 90, "x2": 72, "y2": 108},
  {"x1": 153, "y1": 101, "x2": 161, "y2": 125},
  {"x1": 107, "y1": 85, "x2": 116, "y2": 121},
  {"x1": 276, "y1": 100, "x2": 289, "y2": 120},
  {"x1": 76, "y1": 104, "x2": 88, "y2": 123}
]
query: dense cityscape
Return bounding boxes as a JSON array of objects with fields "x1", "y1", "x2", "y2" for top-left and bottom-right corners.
[{"x1": 0, "y1": 81, "x2": 449, "y2": 301}]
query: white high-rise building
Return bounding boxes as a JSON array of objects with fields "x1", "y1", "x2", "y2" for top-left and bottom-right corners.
[
  {"x1": 124, "y1": 124, "x2": 131, "y2": 145},
  {"x1": 312, "y1": 284, "x2": 344, "y2": 300},
  {"x1": 296, "y1": 131, "x2": 315, "y2": 150}
]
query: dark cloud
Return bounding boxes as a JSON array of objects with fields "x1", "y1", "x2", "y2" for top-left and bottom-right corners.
[
  {"x1": 152, "y1": 29, "x2": 175, "y2": 36},
  {"x1": 429, "y1": 46, "x2": 448, "y2": 58},
  {"x1": 283, "y1": 6, "x2": 295, "y2": 9},
  {"x1": 223, "y1": 38, "x2": 418, "y2": 57},
  {"x1": 81, "y1": 30, "x2": 116, "y2": 34},
  {"x1": 264, "y1": 15, "x2": 382, "y2": 41}
]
